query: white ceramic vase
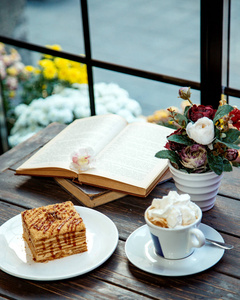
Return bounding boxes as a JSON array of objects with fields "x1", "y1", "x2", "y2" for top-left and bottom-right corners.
[{"x1": 168, "y1": 162, "x2": 223, "y2": 212}]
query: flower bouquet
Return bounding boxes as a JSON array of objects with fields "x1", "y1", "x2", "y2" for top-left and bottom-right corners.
[{"x1": 155, "y1": 87, "x2": 240, "y2": 175}]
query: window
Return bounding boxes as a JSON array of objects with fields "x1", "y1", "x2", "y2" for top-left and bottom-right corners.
[{"x1": 0, "y1": 0, "x2": 238, "y2": 154}]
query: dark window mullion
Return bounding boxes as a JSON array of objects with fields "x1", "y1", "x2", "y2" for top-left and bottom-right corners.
[
  {"x1": 0, "y1": 82, "x2": 9, "y2": 153},
  {"x1": 222, "y1": 0, "x2": 231, "y2": 103},
  {"x1": 0, "y1": 36, "x2": 87, "y2": 63},
  {"x1": 81, "y1": 0, "x2": 95, "y2": 116},
  {"x1": 0, "y1": 35, "x2": 200, "y2": 90},
  {"x1": 201, "y1": 0, "x2": 225, "y2": 108},
  {"x1": 224, "y1": 86, "x2": 240, "y2": 98},
  {"x1": 92, "y1": 59, "x2": 200, "y2": 90}
]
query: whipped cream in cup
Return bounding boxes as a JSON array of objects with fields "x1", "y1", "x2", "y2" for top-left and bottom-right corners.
[{"x1": 144, "y1": 191, "x2": 205, "y2": 259}]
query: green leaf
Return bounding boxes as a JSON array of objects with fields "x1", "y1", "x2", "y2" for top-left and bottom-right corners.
[
  {"x1": 156, "y1": 121, "x2": 178, "y2": 130},
  {"x1": 221, "y1": 128, "x2": 240, "y2": 143},
  {"x1": 215, "y1": 127, "x2": 221, "y2": 139},
  {"x1": 234, "y1": 136, "x2": 240, "y2": 145},
  {"x1": 170, "y1": 112, "x2": 188, "y2": 127},
  {"x1": 215, "y1": 139, "x2": 240, "y2": 150},
  {"x1": 184, "y1": 106, "x2": 191, "y2": 118},
  {"x1": 213, "y1": 104, "x2": 234, "y2": 123},
  {"x1": 223, "y1": 159, "x2": 233, "y2": 172},
  {"x1": 155, "y1": 150, "x2": 180, "y2": 165},
  {"x1": 232, "y1": 162, "x2": 240, "y2": 168},
  {"x1": 168, "y1": 134, "x2": 193, "y2": 145},
  {"x1": 207, "y1": 152, "x2": 223, "y2": 175}
]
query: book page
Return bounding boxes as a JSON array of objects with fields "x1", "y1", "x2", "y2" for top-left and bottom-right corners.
[
  {"x1": 17, "y1": 114, "x2": 127, "y2": 171},
  {"x1": 82, "y1": 122, "x2": 174, "y2": 188}
]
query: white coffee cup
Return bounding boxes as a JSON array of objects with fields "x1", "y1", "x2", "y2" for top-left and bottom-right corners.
[{"x1": 144, "y1": 205, "x2": 205, "y2": 259}]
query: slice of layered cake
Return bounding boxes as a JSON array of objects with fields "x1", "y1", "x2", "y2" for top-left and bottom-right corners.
[{"x1": 21, "y1": 201, "x2": 87, "y2": 262}]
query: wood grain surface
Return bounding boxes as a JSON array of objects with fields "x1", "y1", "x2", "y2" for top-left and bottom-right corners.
[{"x1": 0, "y1": 123, "x2": 239, "y2": 300}]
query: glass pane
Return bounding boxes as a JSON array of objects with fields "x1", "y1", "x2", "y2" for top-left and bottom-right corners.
[
  {"x1": 89, "y1": 0, "x2": 200, "y2": 82},
  {"x1": 1, "y1": 42, "x2": 89, "y2": 147},
  {"x1": 93, "y1": 67, "x2": 200, "y2": 118},
  {"x1": 229, "y1": 96, "x2": 240, "y2": 108},
  {"x1": 0, "y1": 0, "x2": 84, "y2": 56},
  {"x1": 229, "y1": 0, "x2": 240, "y2": 91}
]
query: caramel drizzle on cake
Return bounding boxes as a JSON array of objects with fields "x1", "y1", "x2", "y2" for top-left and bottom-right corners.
[
  {"x1": 23, "y1": 206, "x2": 82, "y2": 233},
  {"x1": 21, "y1": 201, "x2": 87, "y2": 262}
]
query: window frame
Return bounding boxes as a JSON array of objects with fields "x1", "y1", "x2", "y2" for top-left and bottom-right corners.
[{"x1": 0, "y1": 0, "x2": 239, "y2": 153}]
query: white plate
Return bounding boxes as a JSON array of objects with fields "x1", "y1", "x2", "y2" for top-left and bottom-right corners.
[
  {"x1": 0, "y1": 206, "x2": 118, "y2": 281},
  {"x1": 125, "y1": 223, "x2": 224, "y2": 276}
]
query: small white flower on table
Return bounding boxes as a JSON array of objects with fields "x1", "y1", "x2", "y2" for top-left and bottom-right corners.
[{"x1": 70, "y1": 147, "x2": 95, "y2": 172}]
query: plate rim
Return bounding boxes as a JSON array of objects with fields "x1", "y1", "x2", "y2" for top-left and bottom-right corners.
[
  {"x1": 0, "y1": 206, "x2": 119, "y2": 281},
  {"x1": 125, "y1": 223, "x2": 225, "y2": 277}
]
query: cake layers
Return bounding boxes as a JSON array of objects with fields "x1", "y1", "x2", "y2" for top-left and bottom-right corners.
[
  {"x1": 21, "y1": 201, "x2": 87, "y2": 262},
  {"x1": 22, "y1": 229, "x2": 87, "y2": 262}
]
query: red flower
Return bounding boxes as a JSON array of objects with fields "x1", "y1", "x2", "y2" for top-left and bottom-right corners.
[
  {"x1": 229, "y1": 108, "x2": 240, "y2": 130},
  {"x1": 225, "y1": 149, "x2": 239, "y2": 161},
  {"x1": 188, "y1": 104, "x2": 216, "y2": 122}
]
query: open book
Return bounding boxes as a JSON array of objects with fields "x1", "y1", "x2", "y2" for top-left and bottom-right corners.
[
  {"x1": 54, "y1": 167, "x2": 172, "y2": 207},
  {"x1": 16, "y1": 114, "x2": 174, "y2": 197}
]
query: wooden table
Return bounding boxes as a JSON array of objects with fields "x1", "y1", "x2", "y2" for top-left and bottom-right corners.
[{"x1": 0, "y1": 123, "x2": 240, "y2": 300}]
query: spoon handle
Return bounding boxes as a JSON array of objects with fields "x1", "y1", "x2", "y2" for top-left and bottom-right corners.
[{"x1": 206, "y1": 238, "x2": 234, "y2": 250}]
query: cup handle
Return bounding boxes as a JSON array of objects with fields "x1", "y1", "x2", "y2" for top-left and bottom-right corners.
[{"x1": 189, "y1": 228, "x2": 205, "y2": 248}]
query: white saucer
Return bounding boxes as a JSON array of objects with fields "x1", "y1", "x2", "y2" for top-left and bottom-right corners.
[
  {"x1": 125, "y1": 223, "x2": 224, "y2": 276},
  {"x1": 0, "y1": 206, "x2": 118, "y2": 281}
]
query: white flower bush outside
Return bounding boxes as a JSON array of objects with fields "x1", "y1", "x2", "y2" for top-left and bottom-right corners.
[{"x1": 9, "y1": 83, "x2": 144, "y2": 147}]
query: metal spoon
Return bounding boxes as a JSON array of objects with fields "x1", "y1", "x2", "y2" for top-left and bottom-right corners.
[{"x1": 206, "y1": 238, "x2": 234, "y2": 250}]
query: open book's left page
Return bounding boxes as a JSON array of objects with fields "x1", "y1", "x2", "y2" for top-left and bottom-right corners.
[{"x1": 16, "y1": 114, "x2": 127, "y2": 177}]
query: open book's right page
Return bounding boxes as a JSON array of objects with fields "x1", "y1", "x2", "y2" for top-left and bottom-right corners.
[{"x1": 84, "y1": 122, "x2": 174, "y2": 189}]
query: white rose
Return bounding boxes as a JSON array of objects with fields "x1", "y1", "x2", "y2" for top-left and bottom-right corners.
[{"x1": 186, "y1": 117, "x2": 215, "y2": 145}]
